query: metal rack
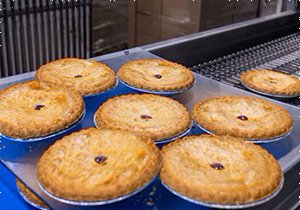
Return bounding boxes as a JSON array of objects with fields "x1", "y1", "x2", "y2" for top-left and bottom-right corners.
[
  {"x1": 0, "y1": 0, "x2": 92, "y2": 77},
  {"x1": 189, "y1": 32, "x2": 300, "y2": 106},
  {"x1": 190, "y1": 33, "x2": 300, "y2": 81}
]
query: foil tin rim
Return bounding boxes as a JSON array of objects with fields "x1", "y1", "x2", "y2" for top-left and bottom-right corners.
[
  {"x1": 83, "y1": 77, "x2": 119, "y2": 98},
  {"x1": 194, "y1": 122, "x2": 293, "y2": 143},
  {"x1": 161, "y1": 176, "x2": 284, "y2": 209},
  {"x1": 16, "y1": 180, "x2": 50, "y2": 210},
  {"x1": 94, "y1": 116, "x2": 193, "y2": 145},
  {"x1": 241, "y1": 80, "x2": 300, "y2": 99},
  {"x1": 0, "y1": 109, "x2": 86, "y2": 142},
  {"x1": 37, "y1": 170, "x2": 159, "y2": 206},
  {"x1": 155, "y1": 121, "x2": 194, "y2": 145},
  {"x1": 118, "y1": 78, "x2": 195, "y2": 95}
]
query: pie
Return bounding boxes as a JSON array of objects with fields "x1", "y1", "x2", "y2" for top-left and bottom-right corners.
[
  {"x1": 192, "y1": 96, "x2": 293, "y2": 140},
  {"x1": 160, "y1": 134, "x2": 282, "y2": 204},
  {"x1": 37, "y1": 128, "x2": 161, "y2": 201},
  {"x1": 94, "y1": 94, "x2": 192, "y2": 141},
  {"x1": 241, "y1": 69, "x2": 300, "y2": 96},
  {"x1": 0, "y1": 80, "x2": 84, "y2": 139},
  {"x1": 16, "y1": 179, "x2": 49, "y2": 209},
  {"x1": 118, "y1": 58, "x2": 194, "y2": 91},
  {"x1": 36, "y1": 58, "x2": 117, "y2": 96}
]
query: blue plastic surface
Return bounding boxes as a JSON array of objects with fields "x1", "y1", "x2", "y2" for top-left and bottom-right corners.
[{"x1": 0, "y1": 163, "x2": 35, "y2": 210}]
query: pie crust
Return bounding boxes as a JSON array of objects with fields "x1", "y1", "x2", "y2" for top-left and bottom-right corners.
[
  {"x1": 117, "y1": 58, "x2": 194, "y2": 91},
  {"x1": 16, "y1": 179, "x2": 49, "y2": 209},
  {"x1": 94, "y1": 94, "x2": 191, "y2": 141},
  {"x1": 192, "y1": 96, "x2": 293, "y2": 140},
  {"x1": 36, "y1": 58, "x2": 117, "y2": 96},
  {"x1": 37, "y1": 128, "x2": 161, "y2": 201},
  {"x1": 240, "y1": 69, "x2": 300, "y2": 95},
  {"x1": 160, "y1": 134, "x2": 282, "y2": 204},
  {"x1": 0, "y1": 80, "x2": 84, "y2": 139}
]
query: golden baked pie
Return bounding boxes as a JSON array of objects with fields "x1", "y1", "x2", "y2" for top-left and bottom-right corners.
[
  {"x1": 241, "y1": 69, "x2": 300, "y2": 96},
  {"x1": 118, "y1": 58, "x2": 194, "y2": 91},
  {"x1": 94, "y1": 94, "x2": 191, "y2": 141},
  {"x1": 36, "y1": 58, "x2": 116, "y2": 96},
  {"x1": 160, "y1": 134, "x2": 282, "y2": 204},
  {"x1": 192, "y1": 96, "x2": 293, "y2": 140},
  {"x1": 0, "y1": 80, "x2": 84, "y2": 139},
  {"x1": 16, "y1": 179, "x2": 49, "y2": 209},
  {"x1": 37, "y1": 128, "x2": 161, "y2": 201}
]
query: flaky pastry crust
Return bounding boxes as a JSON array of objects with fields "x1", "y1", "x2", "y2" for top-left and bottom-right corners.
[
  {"x1": 241, "y1": 69, "x2": 300, "y2": 95},
  {"x1": 37, "y1": 128, "x2": 161, "y2": 201},
  {"x1": 192, "y1": 96, "x2": 293, "y2": 140},
  {"x1": 118, "y1": 58, "x2": 194, "y2": 91},
  {"x1": 36, "y1": 58, "x2": 116, "y2": 96},
  {"x1": 0, "y1": 80, "x2": 84, "y2": 139},
  {"x1": 160, "y1": 134, "x2": 282, "y2": 204},
  {"x1": 94, "y1": 94, "x2": 191, "y2": 141}
]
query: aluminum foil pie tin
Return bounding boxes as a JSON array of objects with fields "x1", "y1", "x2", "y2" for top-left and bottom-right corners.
[
  {"x1": 155, "y1": 122, "x2": 194, "y2": 146},
  {"x1": 241, "y1": 80, "x2": 300, "y2": 99},
  {"x1": 194, "y1": 122, "x2": 293, "y2": 143},
  {"x1": 37, "y1": 171, "x2": 159, "y2": 206},
  {"x1": 16, "y1": 181, "x2": 50, "y2": 210},
  {"x1": 0, "y1": 111, "x2": 85, "y2": 161},
  {"x1": 118, "y1": 79, "x2": 195, "y2": 95},
  {"x1": 94, "y1": 118, "x2": 193, "y2": 147},
  {"x1": 83, "y1": 77, "x2": 119, "y2": 98},
  {"x1": 160, "y1": 176, "x2": 284, "y2": 209}
]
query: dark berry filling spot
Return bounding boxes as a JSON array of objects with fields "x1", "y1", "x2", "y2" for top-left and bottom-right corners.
[
  {"x1": 210, "y1": 163, "x2": 224, "y2": 170},
  {"x1": 95, "y1": 155, "x2": 107, "y2": 164},
  {"x1": 74, "y1": 74, "x2": 82, "y2": 78},
  {"x1": 154, "y1": 74, "x2": 162, "y2": 79},
  {"x1": 141, "y1": 114, "x2": 152, "y2": 119},
  {"x1": 34, "y1": 104, "x2": 45, "y2": 110},
  {"x1": 237, "y1": 115, "x2": 248, "y2": 121}
]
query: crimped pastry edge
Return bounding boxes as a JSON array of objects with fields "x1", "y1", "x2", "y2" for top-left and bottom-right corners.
[
  {"x1": 119, "y1": 79, "x2": 194, "y2": 95},
  {"x1": 0, "y1": 80, "x2": 84, "y2": 139},
  {"x1": 118, "y1": 58, "x2": 195, "y2": 91},
  {"x1": 36, "y1": 58, "x2": 117, "y2": 96},
  {"x1": 191, "y1": 96, "x2": 293, "y2": 139},
  {"x1": 160, "y1": 134, "x2": 283, "y2": 204},
  {"x1": 36, "y1": 128, "x2": 161, "y2": 201},
  {"x1": 240, "y1": 69, "x2": 300, "y2": 95},
  {"x1": 94, "y1": 93, "x2": 192, "y2": 141},
  {"x1": 195, "y1": 120, "x2": 293, "y2": 143}
]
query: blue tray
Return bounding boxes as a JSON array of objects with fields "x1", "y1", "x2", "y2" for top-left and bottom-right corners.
[{"x1": 1, "y1": 48, "x2": 300, "y2": 210}]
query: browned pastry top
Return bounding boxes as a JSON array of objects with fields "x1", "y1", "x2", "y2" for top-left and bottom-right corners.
[
  {"x1": 118, "y1": 58, "x2": 194, "y2": 91},
  {"x1": 94, "y1": 94, "x2": 192, "y2": 141},
  {"x1": 36, "y1": 58, "x2": 116, "y2": 96},
  {"x1": 192, "y1": 96, "x2": 293, "y2": 140},
  {"x1": 161, "y1": 134, "x2": 282, "y2": 204},
  {"x1": 0, "y1": 80, "x2": 84, "y2": 139},
  {"x1": 37, "y1": 128, "x2": 161, "y2": 201},
  {"x1": 241, "y1": 69, "x2": 300, "y2": 95}
]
